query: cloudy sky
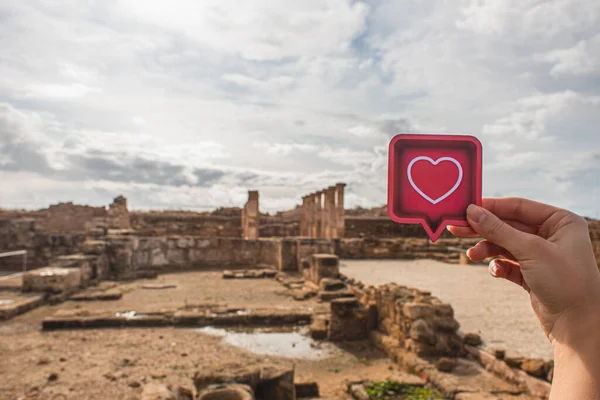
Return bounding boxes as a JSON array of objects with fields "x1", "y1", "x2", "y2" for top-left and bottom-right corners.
[{"x1": 1, "y1": 1, "x2": 599, "y2": 216}]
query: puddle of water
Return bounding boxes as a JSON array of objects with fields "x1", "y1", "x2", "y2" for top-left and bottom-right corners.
[
  {"x1": 0, "y1": 299, "x2": 15, "y2": 306},
  {"x1": 197, "y1": 327, "x2": 335, "y2": 360},
  {"x1": 115, "y1": 311, "x2": 147, "y2": 319}
]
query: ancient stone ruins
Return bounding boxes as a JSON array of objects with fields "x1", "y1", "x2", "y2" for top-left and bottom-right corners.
[{"x1": 1, "y1": 187, "x2": 599, "y2": 399}]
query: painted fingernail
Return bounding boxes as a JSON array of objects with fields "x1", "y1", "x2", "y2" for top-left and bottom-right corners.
[{"x1": 467, "y1": 204, "x2": 486, "y2": 224}]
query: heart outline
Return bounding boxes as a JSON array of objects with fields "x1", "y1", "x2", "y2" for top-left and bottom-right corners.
[{"x1": 407, "y1": 156, "x2": 463, "y2": 205}]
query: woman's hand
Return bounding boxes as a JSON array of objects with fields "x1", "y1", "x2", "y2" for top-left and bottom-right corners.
[{"x1": 449, "y1": 198, "x2": 600, "y2": 399}]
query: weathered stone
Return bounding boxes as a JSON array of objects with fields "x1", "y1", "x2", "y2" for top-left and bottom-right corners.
[
  {"x1": 295, "y1": 381, "x2": 318, "y2": 398},
  {"x1": 198, "y1": 384, "x2": 254, "y2": 400},
  {"x1": 505, "y1": 355, "x2": 524, "y2": 368},
  {"x1": 493, "y1": 348, "x2": 506, "y2": 360},
  {"x1": 436, "y1": 333, "x2": 464, "y2": 356},
  {"x1": 318, "y1": 290, "x2": 355, "y2": 302},
  {"x1": 82, "y1": 240, "x2": 106, "y2": 255},
  {"x1": 463, "y1": 332, "x2": 482, "y2": 346},
  {"x1": 256, "y1": 364, "x2": 295, "y2": 400},
  {"x1": 436, "y1": 357, "x2": 458, "y2": 372},
  {"x1": 309, "y1": 317, "x2": 328, "y2": 340},
  {"x1": 432, "y1": 316, "x2": 460, "y2": 332},
  {"x1": 319, "y1": 278, "x2": 345, "y2": 291},
  {"x1": 434, "y1": 304, "x2": 454, "y2": 317},
  {"x1": 22, "y1": 267, "x2": 81, "y2": 293},
  {"x1": 194, "y1": 364, "x2": 261, "y2": 393},
  {"x1": 308, "y1": 253, "x2": 339, "y2": 284},
  {"x1": 348, "y1": 383, "x2": 369, "y2": 400},
  {"x1": 405, "y1": 339, "x2": 437, "y2": 357},
  {"x1": 409, "y1": 319, "x2": 435, "y2": 345},
  {"x1": 223, "y1": 271, "x2": 234, "y2": 279},
  {"x1": 141, "y1": 383, "x2": 176, "y2": 400},
  {"x1": 403, "y1": 303, "x2": 434, "y2": 320},
  {"x1": 520, "y1": 358, "x2": 546, "y2": 378},
  {"x1": 328, "y1": 298, "x2": 368, "y2": 341}
]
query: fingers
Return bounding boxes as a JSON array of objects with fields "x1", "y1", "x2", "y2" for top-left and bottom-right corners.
[
  {"x1": 482, "y1": 198, "x2": 561, "y2": 226},
  {"x1": 448, "y1": 219, "x2": 539, "y2": 237},
  {"x1": 467, "y1": 240, "x2": 516, "y2": 262},
  {"x1": 466, "y1": 204, "x2": 539, "y2": 259},
  {"x1": 489, "y1": 258, "x2": 530, "y2": 292}
]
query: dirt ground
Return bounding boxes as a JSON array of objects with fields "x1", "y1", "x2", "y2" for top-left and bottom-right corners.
[
  {"x1": 0, "y1": 271, "x2": 407, "y2": 400},
  {"x1": 340, "y1": 259, "x2": 553, "y2": 360}
]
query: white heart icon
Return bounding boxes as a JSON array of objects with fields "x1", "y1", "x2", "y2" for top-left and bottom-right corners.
[{"x1": 407, "y1": 156, "x2": 463, "y2": 205}]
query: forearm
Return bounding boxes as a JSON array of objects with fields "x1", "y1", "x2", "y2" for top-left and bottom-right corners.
[
  {"x1": 551, "y1": 344, "x2": 600, "y2": 399},
  {"x1": 550, "y1": 308, "x2": 600, "y2": 400}
]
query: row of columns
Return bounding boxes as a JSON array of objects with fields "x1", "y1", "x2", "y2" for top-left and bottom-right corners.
[{"x1": 300, "y1": 183, "x2": 345, "y2": 239}]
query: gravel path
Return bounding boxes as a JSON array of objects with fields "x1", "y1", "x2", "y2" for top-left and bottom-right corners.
[{"x1": 341, "y1": 259, "x2": 553, "y2": 360}]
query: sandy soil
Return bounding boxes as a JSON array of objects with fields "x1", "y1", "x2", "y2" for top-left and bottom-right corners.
[
  {"x1": 0, "y1": 271, "x2": 404, "y2": 400},
  {"x1": 341, "y1": 259, "x2": 553, "y2": 360}
]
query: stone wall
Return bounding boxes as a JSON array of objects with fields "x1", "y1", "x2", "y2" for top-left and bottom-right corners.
[
  {"x1": 0, "y1": 219, "x2": 86, "y2": 271},
  {"x1": 130, "y1": 214, "x2": 242, "y2": 237},
  {"x1": 36, "y1": 202, "x2": 107, "y2": 233},
  {"x1": 129, "y1": 237, "x2": 323, "y2": 273},
  {"x1": 359, "y1": 283, "x2": 463, "y2": 357}
]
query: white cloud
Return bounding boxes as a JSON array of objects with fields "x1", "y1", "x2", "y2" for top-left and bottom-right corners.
[{"x1": 0, "y1": 0, "x2": 599, "y2": 216}]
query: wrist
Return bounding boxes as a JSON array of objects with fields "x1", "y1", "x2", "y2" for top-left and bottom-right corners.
[{"x1": 550, "y1": 295, "x2": 600, "y2": 352}]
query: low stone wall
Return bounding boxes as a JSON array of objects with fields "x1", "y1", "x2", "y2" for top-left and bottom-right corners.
[
  {"x1": 128, "y1": 237, "x2": 334, "y2": 274},
  {"x1": 335, "y1": 237, "x2": 480, "y2": 262}
]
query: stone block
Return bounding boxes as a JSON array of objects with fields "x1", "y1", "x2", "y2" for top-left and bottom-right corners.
[
  {"x1": 198, "y1": 384, "x2": 254, "y2": 400},
  {"x1": 505, "y1": 355, "x2": 524, "y2": 368},
  {"x1": 328, "y1": 298, "x2": 369, "y2": 341},
  {"x1": 318, "y1": 290, "x2": 355, "y2": 302},
  {"x1": 83, "y1": 240, "x2": 106, "y2": 255},
  {"x1": 520, "y1": 358, "x2": 546, "y2": 378},
  {"x1": 432, "y1": 316, "x2": 460, "y2": 332},
  {"x1": 22, "y1": 267, "x2": 81, "y2": 293},
  {"x1": 463, "y1": 332, "x2": 482, "y2": 346},
  {"x1": 256, "y1": 365, "x2": 295, "y2": 400},
  {"x1": 309, "y1": 317, "x2": 328, "y2": 340},
  {"x1": 319, "y1": 278, "x2": 345, "y2": 291},
  {"x1": 295, "y1": 381, "x2": 318, "y2": 398},
  {"x1": 308, "y1": 253, "x2": 339, "y2": 284},
  {"x1": 194, "y1": 363, "x2": 261, "y2": 393},
  {"x1": 403, "y1": 303, "x2": 435, "y2": 320},
  {"x1": 409, "y1": 319, "x2": 436, "y2": 345},
  {"x1": 141, "y1": 383, "x2": 176, "y2": 400},
  {"x1": 436, "y1": 357, "x2": 458, "y2": 372}
]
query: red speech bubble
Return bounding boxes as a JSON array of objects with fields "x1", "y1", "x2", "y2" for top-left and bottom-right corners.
[{"x1": 387, "y1": 134, "x2": 482, "y2": 242}]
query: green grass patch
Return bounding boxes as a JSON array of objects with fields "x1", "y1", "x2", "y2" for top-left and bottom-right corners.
[{"x1": 364, "y1": 379, "x2": 444, "y2": 400}]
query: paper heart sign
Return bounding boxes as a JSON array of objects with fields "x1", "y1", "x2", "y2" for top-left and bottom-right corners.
[{"x1": 388, "y1": 134, "x2": 482, "y2": 242}]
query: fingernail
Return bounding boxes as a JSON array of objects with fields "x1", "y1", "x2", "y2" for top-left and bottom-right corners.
[
  {"x1": 467, "y1": 204, "x2": 486, "y2": 224},
  {"x1": 489, "y1": 260, "x2": 499, "y2": 276}
]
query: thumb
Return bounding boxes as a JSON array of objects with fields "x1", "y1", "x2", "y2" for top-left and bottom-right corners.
[{"x1": 466, "y1": 204, "x2": 534, "y2": 259}]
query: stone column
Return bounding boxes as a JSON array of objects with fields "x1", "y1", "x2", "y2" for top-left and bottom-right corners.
[
  {"x1": 300, "y1": 196, "x2": 308, "y2": 236},
  {"x1": 335, "y1": 183, "x2": 346, "y2": 239},
  {"x1": 242, "y1": 190, "x2": 259, "y2": 240},
  {"x1": 326, "y1": 186, "x2": 336, "y2": 239},
  {"x1": 306, "y1": 194, "x2": 314, "y2": 238},
  {"x1": 316, "y1": 191, "x2": 324, "y2": 238}
]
